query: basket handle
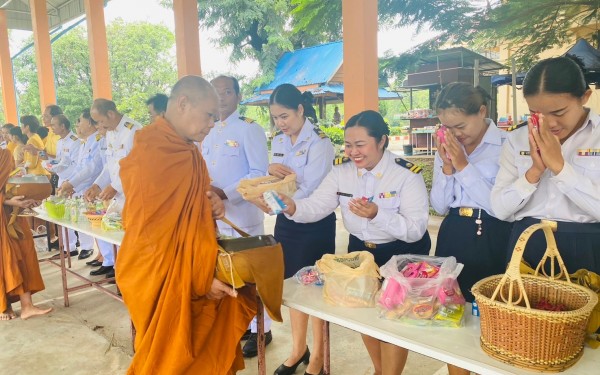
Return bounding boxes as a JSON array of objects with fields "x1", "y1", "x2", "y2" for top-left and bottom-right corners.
[
  {"x1": 220, "y1": 217, "x2": 250, "y2": 238},
  {"x1": 491, "y1": 220, "x2": 570, "y2": 309}
]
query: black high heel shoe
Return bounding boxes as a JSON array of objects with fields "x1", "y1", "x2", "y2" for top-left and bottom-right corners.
[
  {"x1": 273, "y1": 347, "x2": 310, "y2": 375},
  {"x1": 304, "y1": 369, "x2": 324, "y2": 375}
]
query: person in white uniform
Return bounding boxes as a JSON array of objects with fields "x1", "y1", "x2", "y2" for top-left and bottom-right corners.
[
  {"x1": 491, "y1": 56, "x2": 600, "y2": 276},
  {"x1": 58, "y1": 109, "x2": 106, "y2": 260},
  {"x1": 45, "y1": 114, "x2": 82, "y2": 258},
  {"x1": 202, "y1": 75, "x2": 271, "y2": 357},
  {"x1": 84, "y1": 99, "x2": 142, "y2": 279},
  {"x1": 272, "y1": 110, "x2": 430, "y2": 375}
]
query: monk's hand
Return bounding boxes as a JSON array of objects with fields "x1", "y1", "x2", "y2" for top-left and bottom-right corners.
[
  {"x1": 98, "y1": 185, "x2": 117, "y2": 201},
  {"x1": 349, "y1": 197, "x2": 378, "y2": 220},
  {"x1": 4, "y1": 195, "x2": 37, "y2": 209},
  {"x1": 207, "y1": 191, "x2": 225, "y2": 219},
  {"x1": 210, "y1": 185, "x2": 227, "y2": 200},
  {"x1": 268, "y1": 163, "x2": 294, "y2": 179},
  {"x1": 84, "y1": 184, "x2": 101, "y2": 202},
  {"x1": 207, "y1": 278, "x2": 237, "y2": 300}
]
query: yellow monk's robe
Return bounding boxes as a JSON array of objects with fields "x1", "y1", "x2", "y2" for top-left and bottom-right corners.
[
  {"x1": 116, "y1": 117, "x2": 257, "y2": 375},
  {"x1": 0, "y1": 149, "x2": 46, "y2": 313},
  {"x1": 24, "y1": 133, "x2": 49, "y2": 176}
]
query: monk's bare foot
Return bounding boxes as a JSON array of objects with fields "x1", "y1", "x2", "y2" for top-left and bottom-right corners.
[
  {"x1": 20, "y1": 306, "x2": 52, "y2": 320},
  {"x1": 1, "y1": 308, "x2": 17, "y2": 320}
]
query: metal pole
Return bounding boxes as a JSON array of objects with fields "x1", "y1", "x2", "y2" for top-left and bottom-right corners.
[{"x1": 473, "y1": 58, "x2": 480, "y2": 86}]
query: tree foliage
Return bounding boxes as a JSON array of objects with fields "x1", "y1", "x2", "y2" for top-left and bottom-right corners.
[{"x1": 11, "y1": 20, "x2": 177, "y2": 124}]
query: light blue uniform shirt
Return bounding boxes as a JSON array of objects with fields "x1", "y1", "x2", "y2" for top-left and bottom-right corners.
[
  {"x1": 491, "y1": 110, "x2": 600, "y2": 222},
  {"x1": 67, "y1": 132, "x2": 106, "y2": 194},
  {"x1": 270, "y1": 119, "x2": 334, "y2": 199},
  {"x1": 430, "y1": 119, "x2": 506, "y2": 216},
  {"x1": 53, "y1": 131, "x2": 82, "y2": 184},
  {"x1": 202, "y1": 110, "x2": 269, "y2": 229}
]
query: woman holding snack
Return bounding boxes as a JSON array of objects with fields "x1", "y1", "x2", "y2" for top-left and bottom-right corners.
[
  {"x1": 430, "y1": 83, "x2": 512, "y2": 375},
  {"x1": 491, "y1": 56, "x2": 600, "y2": 275},
  {"x1": 272, "y1": 110, "x2": 430, "y2": 375},
  {"x1": 267, "y1": 83, "x2": 336, "y2": 375}
]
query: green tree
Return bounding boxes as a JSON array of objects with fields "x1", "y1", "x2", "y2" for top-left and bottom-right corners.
[{"x1": 11, "y1": 20, "x2": 177, "y2": 125}]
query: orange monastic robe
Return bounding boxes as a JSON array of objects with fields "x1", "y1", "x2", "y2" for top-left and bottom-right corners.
[
  {"x1": 116, "y1": 117, "x2": 256, "y2": 375},
  {"x1": 0, "y1": 149, "x2": 45, "y2": 313}
]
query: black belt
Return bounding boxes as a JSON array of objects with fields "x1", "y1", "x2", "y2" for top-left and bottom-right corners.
[
  {"x1": 449, "y1": 207, "x2": 493, "y2": 220},
  {"x1": 349, "y1": 234, "x2": 403, "y2": 250},
  {"x1": 518, "y1": 217, "x2": 600, "y2": 234}
]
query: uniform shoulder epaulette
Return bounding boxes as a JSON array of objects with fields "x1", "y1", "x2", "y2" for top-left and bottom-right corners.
[
  {"x1": 507, "y1": 121, "x2": 527, "y2": 132},
  {"x1": 95, "y1": 133, "x2": 104, "y2": 142},
  {"x1": 313, "y1": 127, "x2": 328, "y2": 139},
  {"x1": 395, "y1": 158, "x2": 422, "y2": 173},
  {"x1": 273, "y1": 130, "x2": 283, "y2": 137},
  {"x1": 124, "y1": 122, "x2": 135, "y2": 130},
  {"x1": 333, "y1": 156, "x2": 350, "y2": 165},
  {"x1": 69, "y1": 134, "x2": 78, "y2": 141},
  {"x1": 239, "y1": 116, "x2": 255, "y2": 124}
]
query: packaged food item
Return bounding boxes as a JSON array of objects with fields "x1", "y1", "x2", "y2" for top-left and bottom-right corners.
[
  {"x1": 263, "y1": 190, "x2": 287, "y2": 215},
  {"x1": 294, "y1": 266, "x2": 323, "y2": 286},
  {"x1": 433, "y1": 304, "x2": 465, "y2": 327}
]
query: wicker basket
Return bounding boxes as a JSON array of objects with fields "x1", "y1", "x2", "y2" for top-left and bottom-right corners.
[
  {"x1": 84, "y1": 212, "x2": 104, "y2": 227},
  {"x1": 472, "y1": 220, "x2": 598, "y2": 372},
  {"x1": 236, "y1": 174, "x2": 297, "y2": 201}
]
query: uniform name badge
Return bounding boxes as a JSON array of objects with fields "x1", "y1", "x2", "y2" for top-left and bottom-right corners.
[
  {"x1": 225, "y1": 140, "x2": 239, "y2": 147},
  {"x1": 378, "y1": 191, "x2": 397, "y2": 199}
]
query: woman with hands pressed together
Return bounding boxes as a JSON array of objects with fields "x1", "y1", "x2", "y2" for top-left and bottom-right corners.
[
  {"x1": 267, "y1": 83, "x2": 336, "y2": 375},
  {"x1": 271, "y1": 110, "x2": 431, "y2": 375},
  {"x1": 430, "y1": 83, "x2": 513, "y2": 375},
  {"x1": 491, "y1": 56, "x2": 600, "y2": 275}
]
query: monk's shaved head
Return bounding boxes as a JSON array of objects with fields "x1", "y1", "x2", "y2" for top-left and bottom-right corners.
[
  {"x1": 166, "y1": 75, "x2": 219, "y2": 143},
  {"x1": 169, "y1": 75, "x2": 218, "y2": 106}
]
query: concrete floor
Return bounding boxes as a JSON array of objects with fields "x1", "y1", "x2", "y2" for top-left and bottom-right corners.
[{"x1": 1, "y1": 211, "x2": 450, "y2": 375}]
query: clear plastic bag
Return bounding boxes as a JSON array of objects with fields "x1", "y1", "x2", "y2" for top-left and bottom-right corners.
[
  {"x1": 378, "y1": 254, "x2": 465, "y2": 327},
  {"x1": 294, "y1": 266, "x2": 323, "y2": 286},
  {"x1": 101, "y1": 199, "x2": 123, "y2": 231}
]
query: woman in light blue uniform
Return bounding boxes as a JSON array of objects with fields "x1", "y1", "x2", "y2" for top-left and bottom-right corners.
[
  {"x1": 430, "y1": 83, "x2": 512, "y2": 304},
  {"x1": 277, "y1": 110, "x2": 430, "y2": 375},
  {"x1": 268, "y1": 84, "x2": 336, "y2": 375}
]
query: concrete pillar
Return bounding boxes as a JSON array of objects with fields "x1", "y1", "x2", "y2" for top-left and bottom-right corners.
[
  {"x1": 30, "y1": 0, "x2": 56, "y2": 111},
  {"x1": 173, "y1": 0, "x2": 201, "y2": 77},
  {"x1": 0, "y1": 10, "x2": 18, "y2": 124},
  {"x1": 84, "y1": 0, "x2": 112, "y2": 99},
  {"x1": 342, "y1": 0, "x2": 378, "y2": 118}
]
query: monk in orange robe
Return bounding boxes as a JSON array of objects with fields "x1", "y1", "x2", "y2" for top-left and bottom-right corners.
[
  {"x1": 1, "y1": 149, "x2": 52, "y2": 320},
  {"x1": 116, "y1": 76, "x2": 257, "y2": 374}
]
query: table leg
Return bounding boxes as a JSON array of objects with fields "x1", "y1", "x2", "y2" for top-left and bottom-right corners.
[
  {"x1": 257, "y1": 296, "x2": 266, "y2": 375},
  {"x1": 65, "y1": 228, "x2": 72, "y2": 269},
  {"x1": 57, "y1": 225, "x2": 69, "y2": 307},
  {"x1": 323, "y1": 320, "x2": 331, "y2": 375},
  {"x1": 45, "y1": 220, "x2": 51, "y2": 252}
]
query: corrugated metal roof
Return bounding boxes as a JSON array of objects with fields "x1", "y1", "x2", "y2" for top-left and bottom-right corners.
[
  {"x1": 242, "y1": 84, "x2": 401, "y2": 106},
  {"x1": 0, "y1": 0, "x2": 94, "y2": 31},
  {"x1": 259, "y1": 41, "x2": 343, "y2": 90}
]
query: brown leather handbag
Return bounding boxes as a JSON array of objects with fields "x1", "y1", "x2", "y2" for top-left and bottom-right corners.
[{"x1": 215, "y1": 218, "x2": 284, "y2": 322}]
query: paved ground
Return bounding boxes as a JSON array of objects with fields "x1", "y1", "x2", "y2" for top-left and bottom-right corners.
[{"x1": 1, "y1": 211, "x2": 450, "y2": 375}]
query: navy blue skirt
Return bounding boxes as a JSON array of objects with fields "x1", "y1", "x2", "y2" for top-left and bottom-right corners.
[
  {"x1": 347, "y1": 231, "x2": 431, "y2": 267},
  {"x1": 435, "y1": 209, "x2": 513, "y2": 302},
  {"x1": 275, "y1": 213, "x2": 336, "y2": 278},
  {"x1": 506, "y1": 217, "x2": 600, "y2": 275}
]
